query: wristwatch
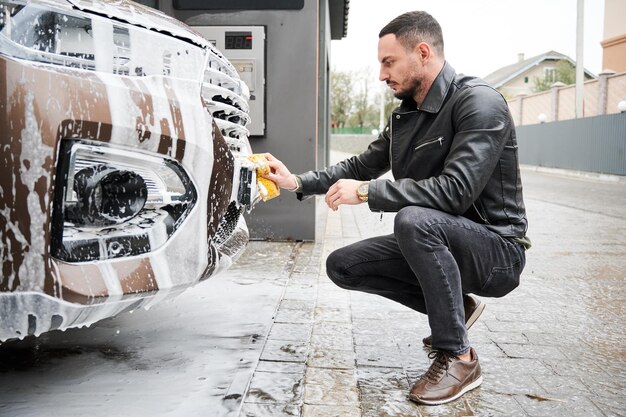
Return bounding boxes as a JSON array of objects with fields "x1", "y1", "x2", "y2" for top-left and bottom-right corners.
[{"x1": 356, "y1": 182, "x2": 369, "y2": 203}]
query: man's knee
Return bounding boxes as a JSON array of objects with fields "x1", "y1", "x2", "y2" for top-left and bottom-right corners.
[
  {"x1": 394, "y1": 206, "x2": 434, "y2": 238},
  {"x1": 325, "y1": 248, "x2": 353, "y2": 290},
  {"x1": 394, "y1": 207, "x2": 456, "y2": 255}
]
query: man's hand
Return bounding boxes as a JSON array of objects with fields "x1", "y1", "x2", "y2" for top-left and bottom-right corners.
[
  {"x1": 263, "y1": 153, "x2": 298, "y2": 190},
  {"x1": 325, "y1": 179, "x2": 366, "y2": 211}
]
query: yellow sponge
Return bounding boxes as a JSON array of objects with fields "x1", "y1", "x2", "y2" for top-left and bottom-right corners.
[{"x1": 247, "y1": 154, "x2": 280, "y2": 201}]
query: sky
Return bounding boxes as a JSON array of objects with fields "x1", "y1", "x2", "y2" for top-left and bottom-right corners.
[{"x1": 331, "y1": 0, "x2": 606, "y2": 80}]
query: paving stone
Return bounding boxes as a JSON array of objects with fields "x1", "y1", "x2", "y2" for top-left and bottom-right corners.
[
  {"x1": 305, "y1": 367, "x2": 356, "y2": 387},
  {"x1": 540, "y1": 357, "x2": 605, "y2": 378},
  {"x1": 349, "y1": 308, "x2": 390, "y2": 320},
  {"x1": 357, "y1": 366, "x2": 410, "y2": 392},
  {"x1": 466, "y1": 358, "x2": 547, "y2": 396},
  {"x1": 283, "y1": 287, "x2": 319, "y2": 302},
  {"x1": 260, "y1": 340, "x2": 309, "y2": 363},
  {"x1": 279, "y1": 299, "x2": 316, "y2": 313},
  {"x1": 307, "y1": 348, "x2": 355, "y2": 370},
  {"x1": 315, "y1": 297, "x2": 351, "y2": 310},
  {"x1": 353, "y1": 332, "x2": 397, "y2": 348},
  {"x1": 487, "y1": 331, "x2": 530, "y2": 345},
  {"x1": 355, "y1": 345, "x2": 404, "y2": 368},
  {"x1": 498, "y1": 343, "x2": 569, "y2": 360},
  {"x1": 480, "y1": 356, "x2": 554, "y2": 377},
  {"x1": 569, "y1": 349, "x2": 626, "y2": 382},
  {"x1": 245, "y1": 371, "x2": 303, "y2": 404},
  {"x1": 256, "y1": 360, "x2": 306, "y2": 374},
  {"x1": 522, "y1": 331, "x2": 583, "y2": 346},
  {"x1": 415, "y1": 391, "x2": 483, "y2": 417},
  {"x1": 351, "y1": 319, "x2": 391, "y2": 336},
  {"x1": 360, "y1": 390, "x2": 422, "y2": 417},
  {"x1": 310, "y1": 333, "x2": 354, "y2": 351},
  {"x1": 240, "y1": 402, "x2": 301, "y2": 417},
  {"x1": 493, "y1": 311, "x2": 549, "y2": 324},
  {"x1": 484, "y1": 320, "x2": 546, "y2": 333},
  {"x1": 289, "y1": 272, "x2": 319, "y2": 286},
  {"x1": 465, "y1": 341, "x2": 508, "y2": 360},
  {"x1": 579, "y1": 373, "x2": 626, "y2": 399},
  {"x1": 316, "y1": 283, "x2": 350, "y2": 298},
  {"x1": 268, "y1": 322, "x2": 313, "y2": 342},
  {"x1": 304, "y1": 383, "x2": 359, "y2": 405},
  {"x1": 301, "y1": 404, "x2": 360, "y2": 417},
  {"x1": 515, "y1": 392, "x2": 605, "y2": 417},
  {"x1": 314, "y1": 307, "x2": 351, "y2": 323},
  {"x1": 311, "y1": 321, "x2": 352, "y2": 337},
  {"x1": 294, "y1": 265, "x2": 322, "y2": 274},
  {"x1": 462, "y1": 390, "x2": 528, "y2": 416},
  {"x1": 588, "y1": 395, "x2": 626, "y2": 417},
  {"x1": 532, "y1": 373, "x2": 594, "y2": 398},
  {"x1": 275, "y1": 309, "x2": 315, "y2": 325}
]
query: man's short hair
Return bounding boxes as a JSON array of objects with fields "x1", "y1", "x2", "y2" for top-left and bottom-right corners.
[{"x1": 379, "y1": 11, "x2": 445, "y2": 58}]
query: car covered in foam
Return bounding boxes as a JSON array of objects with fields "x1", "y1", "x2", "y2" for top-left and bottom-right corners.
[{"x1": 0, "y1": 0, "x2": 261, "y2": 341}]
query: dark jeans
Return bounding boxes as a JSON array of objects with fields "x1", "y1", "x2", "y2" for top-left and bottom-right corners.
[{"x1": 326, "y1": 206, "x2": 526, "y2": 356}]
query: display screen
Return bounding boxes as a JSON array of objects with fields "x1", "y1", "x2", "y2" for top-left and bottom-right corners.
[
  {"x1": 174, "y1": 0, "x2": 304, "y2": 10},
  {"x1": 225, "y1": 32, "x2": 252, "y2": 50}
]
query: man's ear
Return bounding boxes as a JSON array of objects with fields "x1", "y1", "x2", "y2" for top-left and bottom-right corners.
[{"x1": 415, "y1": 42, "x2": 431, "y2": 62}]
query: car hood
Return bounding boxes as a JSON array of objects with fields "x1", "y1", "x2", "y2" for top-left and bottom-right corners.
[{"x1": 65, "y1": 0, "x2": 211, "y2": 49}]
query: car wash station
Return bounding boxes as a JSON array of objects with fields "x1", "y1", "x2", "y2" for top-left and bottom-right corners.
[
  {"x1": 145, "y1": 0, "x2": 350, "y2": 241},
  {"x1": 3, "y1": 1, "x2": 624, "y2": 416}
]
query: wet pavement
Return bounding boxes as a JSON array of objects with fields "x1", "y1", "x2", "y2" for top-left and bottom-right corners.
[{"x1": 1, "y1": 164, "x2": 625, "y2": 417}]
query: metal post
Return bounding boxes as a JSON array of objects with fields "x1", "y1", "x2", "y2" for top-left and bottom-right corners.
[
  {"x1": 575, "y1": 0, "x2": 584, "y2": 118},
  {"x1": 379, "y1": 83, "x2": 386, "y2": 132},
  {"x1": 515, "y1": 93, "x2": 527, "y2": 126}
]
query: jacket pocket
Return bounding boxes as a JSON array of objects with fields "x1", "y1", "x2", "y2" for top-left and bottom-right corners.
[{"x1": 414, "y1": 136, "x2": 444, "y2": 152}]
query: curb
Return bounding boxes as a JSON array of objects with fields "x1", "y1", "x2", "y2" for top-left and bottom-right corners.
[{"x1": 520, "y1": 165, "x2": 625, "y2": 183}]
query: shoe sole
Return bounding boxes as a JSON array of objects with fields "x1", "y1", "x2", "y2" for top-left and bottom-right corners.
[
  {"x1": 464, "y1": 300, "x2": 486, "y2": 330},
  {"x1": 408, "y1": 375, "x2": 483, "y2": 406},
  {"x1": 422, "y1": 301, "x2": 486, "y2": 348}
]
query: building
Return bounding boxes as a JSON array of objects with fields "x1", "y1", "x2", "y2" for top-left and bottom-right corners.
[
  {"x1": 601, "y1": 0, "x2": 626, "y2": 73},
  {"x1": 483, "y1": 51, "x2": 595, "y2": 99},
  {"x1": 137, "y1": 0, "x2": 350, "y2": 241}
]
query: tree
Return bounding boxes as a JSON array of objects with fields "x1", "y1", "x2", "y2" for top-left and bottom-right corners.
[
  {"x1": 350, "y1": 69, "x2": 378, "y2": 130},
  {"x1": 330, "y1": 69, "x2": 353, "y2": 128},
  {"x1": 382, "y1": 88, "x2": 400, "y2": 127},
  {"x1": 532, "y1": 60, "x2": 576, "y2": 93},
  {"x1": 331, "y1": 67, "x2": 399, "y2": 132}
]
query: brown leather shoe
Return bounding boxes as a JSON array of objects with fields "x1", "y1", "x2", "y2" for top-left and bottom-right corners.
[
  {"x1": 422, "y1": 294, "x2": 485, "y2": 348},
  {"x1": 409, "y1": 347, "x2": 482, "y2": 405}
]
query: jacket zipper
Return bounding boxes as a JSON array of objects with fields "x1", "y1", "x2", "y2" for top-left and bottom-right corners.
[
  {"x1": 414, "y1": 136, "x2": 444, "y2": 151},
  {"x1": 473, "y1": 202, "x2": 490, "y2": 224},
  {"x1": 388, "y1": 120, "x2": 394, "y2": 170},
  {"x1": 384, "y1": 120, "x2": 393, "y2": 222}
]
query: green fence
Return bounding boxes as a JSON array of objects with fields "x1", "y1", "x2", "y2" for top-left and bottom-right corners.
[{"x1": 331, "y1": 127, "x2": 378, "y2": 135}]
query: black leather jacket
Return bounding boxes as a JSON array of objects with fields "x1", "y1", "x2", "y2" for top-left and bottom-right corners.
[{"x1": 299, "y1": 62, "x2": 528, "y2": 239}]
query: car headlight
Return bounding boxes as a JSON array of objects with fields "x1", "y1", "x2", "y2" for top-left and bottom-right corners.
[
  {"x1": 51, "y1": 140, "x2": 197, "y2": 262},
  {"x1": 0, "y1": 0, "x2": 206, "y2": 80}
]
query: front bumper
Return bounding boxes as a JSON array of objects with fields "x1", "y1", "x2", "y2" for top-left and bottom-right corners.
[{"x1": 0, "y1": 54, "x2": 249, "y2": 341}]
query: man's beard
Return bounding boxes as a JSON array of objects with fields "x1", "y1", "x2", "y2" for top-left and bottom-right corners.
[{"x1": 392, "y1": 77, "x2": 422, "y2": 101}]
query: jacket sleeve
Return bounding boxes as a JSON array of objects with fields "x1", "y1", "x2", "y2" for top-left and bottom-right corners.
[
  {"x1": 297, "y1": 125, "x2": 392, "y2": 197},
  {"x1": 368, "y1": 86, "x2": 512, "y2": 214}
]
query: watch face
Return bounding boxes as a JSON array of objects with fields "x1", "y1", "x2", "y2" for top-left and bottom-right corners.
[{"x1": 358, "y1": 183, "x2": 368, "y2": 201}]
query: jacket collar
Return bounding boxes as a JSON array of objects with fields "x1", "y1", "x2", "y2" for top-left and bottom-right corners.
[{"x1": 399, "y1": 61, "x2": 456, "y2": 114}]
